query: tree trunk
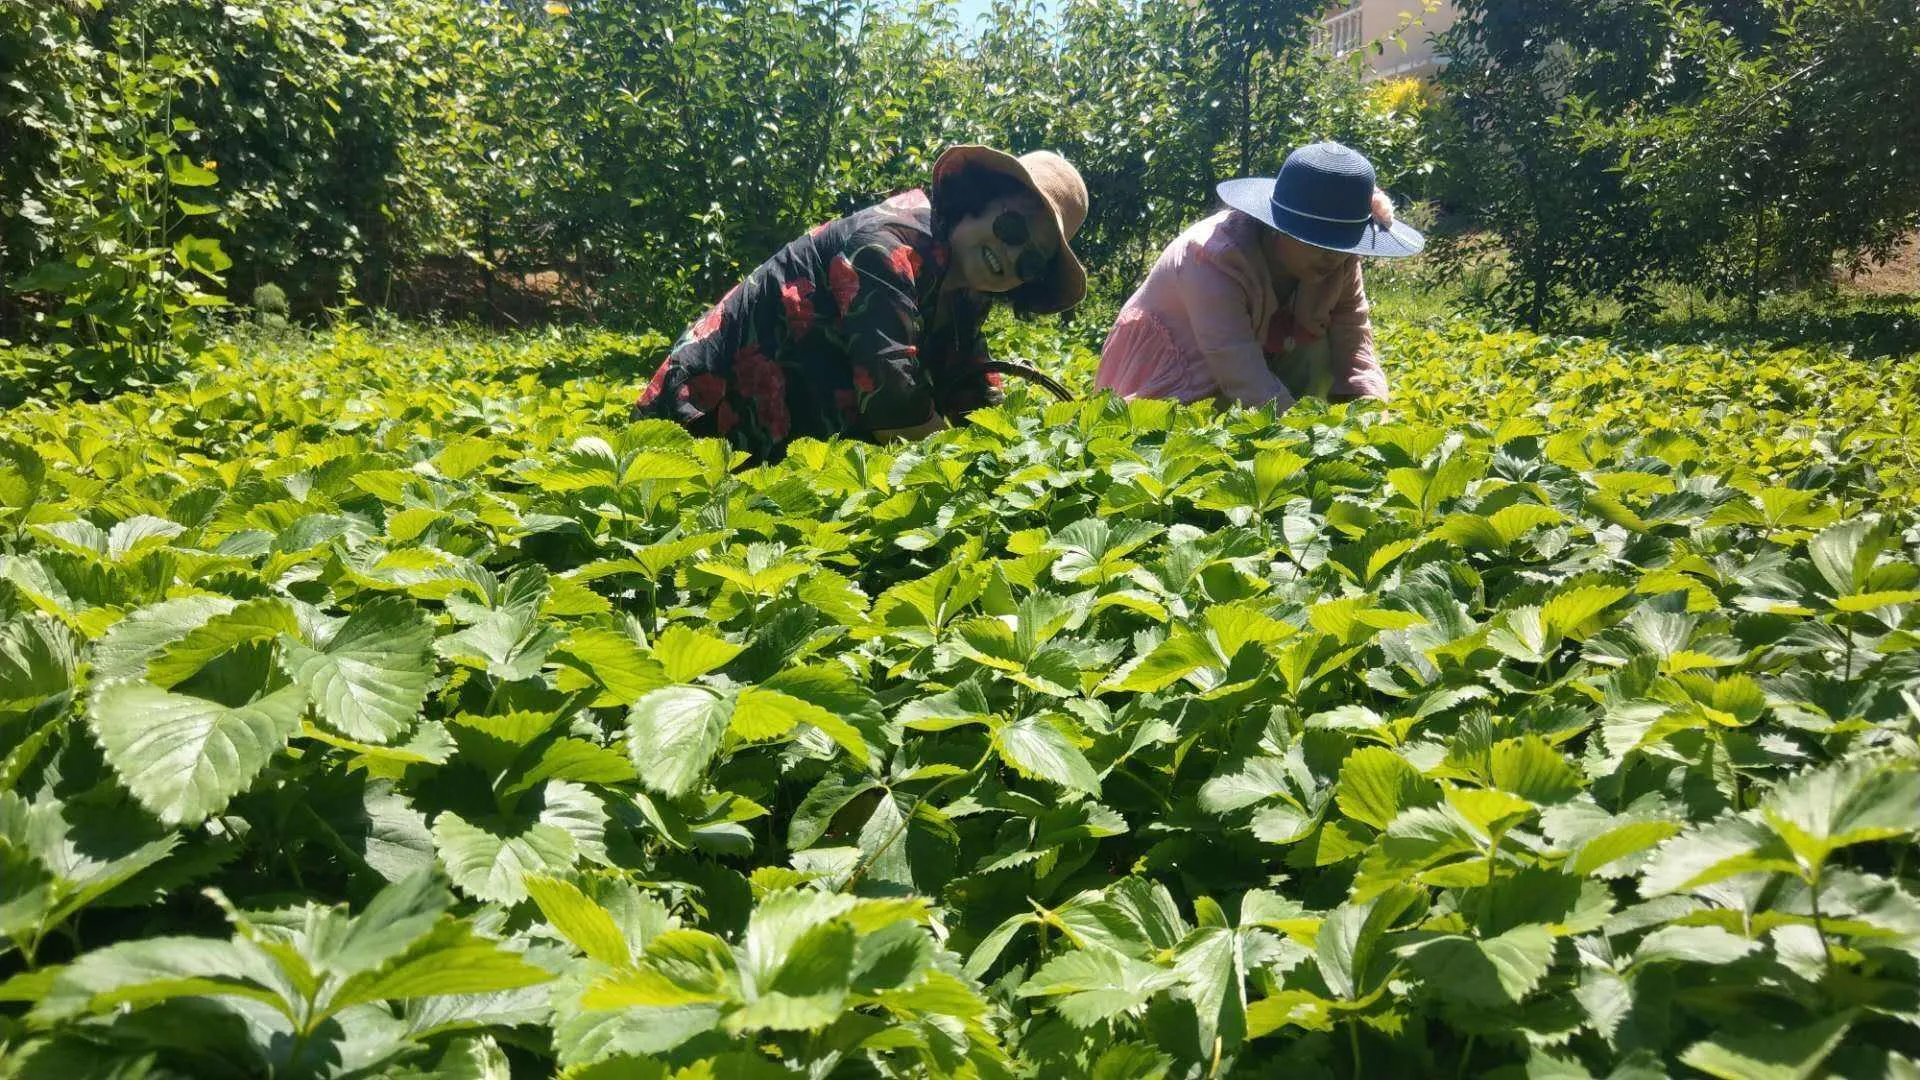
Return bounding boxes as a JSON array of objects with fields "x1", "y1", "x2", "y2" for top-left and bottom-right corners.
[
  {"x1": 1238, "y1": 39, "x2": 1254, "y2": 177},
  {"x1": 482, "y1": 217, "x2": 499, "y2": 325}
]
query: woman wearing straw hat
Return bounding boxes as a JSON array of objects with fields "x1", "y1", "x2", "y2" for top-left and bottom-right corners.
[
  {"x1": 1096, "y1": 141, "x2": 1422, "y2": 410},
  {"x1": 635, "y1": 145, "x2": 1088, "y2": 461}
]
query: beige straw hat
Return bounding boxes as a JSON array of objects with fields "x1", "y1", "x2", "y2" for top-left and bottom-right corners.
[{"x1": 932, "y1": 145, "x2": 1089, "y2": 314}]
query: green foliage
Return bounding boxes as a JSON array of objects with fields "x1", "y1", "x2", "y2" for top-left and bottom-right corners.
[
  {"x1": 1438, "y1": 0, "x2": 1920, "y2": 326},
  {"x1": 6, "y1": 0, "x2": 1444, "y2": 344},
  {"x1": 1, "y1": 0, "x2": 230, "y2": 393},
  {"x1": 251, "y1": 283, "x2": 288, "y2": 332},
  {"x1": 7, "y1": 0, "x2": 1914, "y2": 360},
  {"x1": 1384, "y1": 320, "x2": 1920, "y2": 507},
  {"x1": 1567, "y1": 0, "x2": 1920, "y2": 313},
  {"x1": 0, "y1": 319, "x2": 1915, "y2": 1075},
  {"x1": 2, "y1": 0, "x2": 559, "y2": 348},
  {"x1": 250, "y1": 284, "x2": 287, "y2": 316},
  {"x1": 1432, "y1": 0, "x2": 1666, "y2": 327},
  {"x1": 20, "y1": 872, "x2": 551, "y2": 1075}
]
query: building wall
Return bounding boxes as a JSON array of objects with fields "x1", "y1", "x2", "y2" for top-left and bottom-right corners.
[{"x1": 1351, "y1": 1, "x2": 1459, "y2": 81}]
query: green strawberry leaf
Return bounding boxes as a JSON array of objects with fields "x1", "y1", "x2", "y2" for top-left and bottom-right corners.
[
  {"x1": 626, "y1": 687, "x2": 734, "y2": 798},
  {"x1": 278, "y1": 596, "x2": 434, "y2": 744},
  {"x1": 995, "y1": 714, "x2": 1102, "y2": 796},
  {"x1": 87, "y1": 681, "x2": 307, "y2": 826}
]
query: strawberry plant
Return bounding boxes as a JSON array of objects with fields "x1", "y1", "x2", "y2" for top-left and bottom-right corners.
[{"x1": 1, "y1": 323, "x2": 1917, "y2": 1077}]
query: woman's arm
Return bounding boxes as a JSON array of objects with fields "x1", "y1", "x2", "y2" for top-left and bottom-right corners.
[
  {"x1": 1178, "y1": 252, "x2": 1294, "y2": 408},
  {"x1": 929, "y1": 295, "x2": 1005, "y2": 425},
  {"x1": 1326, "y1": 259, "x2": 1388, "y2": 403},
  {"x1": 838, "y1": 234, "x2": 942, "y2": 435}
]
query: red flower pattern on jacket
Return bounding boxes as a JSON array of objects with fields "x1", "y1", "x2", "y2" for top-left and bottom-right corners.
[
  {"x1": 685, "y1": 373, "x2": 726, "y2": 411},
  {"x1": 758, "y1": 393, "x2": 791, "y2": 443},
  {"x1": 734, "y1": 341, "x2": 783, "y2": 406},
  {"x1": 636, "y1": 360, "x2": 671, "y2": 407},
  {"x1": 781, "y1": 277, "x2": 815, "y2": 339},
  {"x1": 887, "y1": 244, "x2": 921, "y2": 284},
  {"x1": 829, "y1": 254, "x2": 860, "y2": 313}
]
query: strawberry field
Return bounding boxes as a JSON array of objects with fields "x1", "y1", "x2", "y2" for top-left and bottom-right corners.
[{"x1": 2, "y1": 322, "x2": 1919, "y2": 1078}]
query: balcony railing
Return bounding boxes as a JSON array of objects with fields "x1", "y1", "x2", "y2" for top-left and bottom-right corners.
[{"x1": 1312, "y1": 7, "x2": 1365, "y2": 58}]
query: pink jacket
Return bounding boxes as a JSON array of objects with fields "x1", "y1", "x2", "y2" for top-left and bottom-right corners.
[{"x1": 1095, "y1": 209, "x2": 1386, "y2": 408}]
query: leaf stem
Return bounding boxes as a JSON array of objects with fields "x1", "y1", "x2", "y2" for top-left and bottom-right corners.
[
  {"x1": 842, "y1": 742, "x2": 994, "y2": 893},
  {"x1": 1807, "y1": 863, "x2": 1833, "y2": 972},
  {"x1": 288, "y1": 1023, "x2": 312, "y2": 1075},
  {"x1": 1111, "y1": 762, "x2": 1173, "y2": 812},
  {"x1": 1840, "y1": 611, "x2": 1856, "y2": 688}
]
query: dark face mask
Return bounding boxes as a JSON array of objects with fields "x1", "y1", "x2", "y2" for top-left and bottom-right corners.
[{"x1": 991, "y1": 210, "x2": 1055, "y2": 283}]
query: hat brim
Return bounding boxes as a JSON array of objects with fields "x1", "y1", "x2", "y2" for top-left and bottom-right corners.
[
  {"x1": 934, "y1": 145, "x2": 1087, "y2": 313},
  {"x1": 1217, "y1": 177, "x2": 1425, "y2": 258}
]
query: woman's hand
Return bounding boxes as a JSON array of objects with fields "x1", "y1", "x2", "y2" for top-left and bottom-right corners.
[
  {"x1": 1371, "y1": 188, "x2": 1395, "y2": 226},
  {"x1": 872, "y1": 412, "x2": 950, "y2": 442}
]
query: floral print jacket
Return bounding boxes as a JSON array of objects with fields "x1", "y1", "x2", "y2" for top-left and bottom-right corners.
[{"x1": 633, "y1": 189, "x2": 1004, "y2": 460}]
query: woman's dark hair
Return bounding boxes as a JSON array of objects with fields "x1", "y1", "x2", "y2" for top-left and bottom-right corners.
[{"x1": 929, "y1": 164, "x2": 1056, "y2": 319}]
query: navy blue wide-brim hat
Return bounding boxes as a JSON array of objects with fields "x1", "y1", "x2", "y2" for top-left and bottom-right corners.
[{"x1": 1217, "y1": 141, "x2": 1424, "y2": 258}]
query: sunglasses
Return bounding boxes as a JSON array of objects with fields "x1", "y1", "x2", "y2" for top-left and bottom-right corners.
[{"x1": 991, "y1": 210, "x2": 1055, "y2": 283}]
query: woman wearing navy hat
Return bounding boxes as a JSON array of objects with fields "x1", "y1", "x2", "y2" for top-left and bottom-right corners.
[{"x1": 1095, "y1": 141, "x2": 1424, "y2": 410}]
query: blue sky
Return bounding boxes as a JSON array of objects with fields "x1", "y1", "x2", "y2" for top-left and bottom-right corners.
[
  {"x1": 951, "y1": 0, "x2": 996, "y2": 26},
  {"x1": 945, "y1": 0, "x2": 1052, "y2": 35}
]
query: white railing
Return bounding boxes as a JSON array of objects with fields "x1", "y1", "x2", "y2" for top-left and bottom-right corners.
[{"x1": 1313, "y1": 7, "x2": 1365, "y2": 58}]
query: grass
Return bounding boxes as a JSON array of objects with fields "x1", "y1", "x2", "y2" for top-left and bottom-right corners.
[
  {"x1": 1369, "y1": 258, "x2": 1920, "y2": 357},
  {"x1": 1584, "y1": 287, "x2": 1920, "y2": 360}
]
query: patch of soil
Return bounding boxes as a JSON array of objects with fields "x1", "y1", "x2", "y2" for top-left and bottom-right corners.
[
  {"x1": 1841, "y1": 230, "x2": 1920, "y2": 296},
  {"x1": 387, "y1": 258, "x2": 600, "y2": 326}
]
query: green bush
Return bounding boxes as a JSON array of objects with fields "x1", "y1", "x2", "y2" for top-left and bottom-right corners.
[
  {"x1": 4, "y1": 0, "x2": 1366, "y2": 339},
  {"x1": 1568, "y1": 0, "x2": 1920, "y2": 313},
  {"x1": 0, "y1": 0, "x2": 230, "y2": 395},
  {"x1": 11, "y1": 0, "x2": 1912, "y2": 347},
  {"x1": 251, "y1": 282, "x2": 288, "y2": 329}
]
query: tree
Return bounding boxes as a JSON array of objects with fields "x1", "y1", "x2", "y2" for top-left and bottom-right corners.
[
  {"x1": 1570, "y1": 0, "x2": 1920, "y2": 314},
  {"x1": 1433, "y1": 0, "x2": 1670, "y2": 327},
  {"x1": 1439, "y1": 0, "x2": 1920, "y2": 326},
  {"x1": 1201, "y1": 0, "x2": 1322, "y2": 179}
]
